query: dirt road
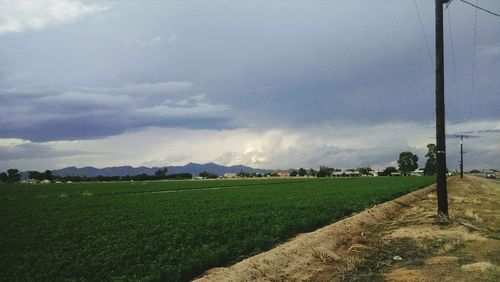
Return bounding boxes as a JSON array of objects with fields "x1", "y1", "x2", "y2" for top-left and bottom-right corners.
[{"x1": 195, "y1": 176, "x2": 500, "y2": 281}]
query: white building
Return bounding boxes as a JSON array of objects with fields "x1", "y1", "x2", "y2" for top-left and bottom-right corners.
[
  {"x1": 20, "y1": 179, "x2": 39, "y2": 184},
  {"x1": 223, "y1": 173, "x2": 237, "y2": 178},
  {"x1": 411, "y1": 168, "x2": 425, "y2": 176},
  {"x1": 332, "y1": 170, "x2": 361, "y2": 177}
]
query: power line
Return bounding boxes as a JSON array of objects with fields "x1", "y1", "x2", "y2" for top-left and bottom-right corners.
[
  {"x1": 469, "y1": 0, "x2": 478, "y2": 120},
  {"x1": 413, "y1": 0, "x2": 433, "y2": 68},
  {"x1": 447, "y1": 7, "x2": 461, "y2": 124},
  {"x1": 445, "y1": 0, "x2": 454, "y2": 10},
  {"x1": 459, "y1": 0, "x2": 500, "y2": 18}
]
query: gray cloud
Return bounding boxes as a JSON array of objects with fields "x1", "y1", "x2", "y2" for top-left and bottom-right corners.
[
  {"x1": 0, "y1": 1, "x2": 499, "y2": 170},
  {"x1": 0, "y1": 83, "x2": 234, "y2": 141},
  {"x1": 1, "y1": 120, "x2": 498, "y2": 172},
  {"x1": 1, "y1": 1, "x2": 499, "y2": 131},
  {"x1": 0, "y1": 142, "x2": 88, "y2": 161}
]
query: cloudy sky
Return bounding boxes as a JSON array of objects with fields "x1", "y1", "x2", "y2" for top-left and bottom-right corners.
[{"x1": 1, "y1": 0, "x2": 499, "y2": 172}]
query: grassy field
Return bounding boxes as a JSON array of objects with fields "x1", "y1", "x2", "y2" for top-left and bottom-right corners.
[{"x1": 0, "y1": 177, "x2": 435, "y2": 281}]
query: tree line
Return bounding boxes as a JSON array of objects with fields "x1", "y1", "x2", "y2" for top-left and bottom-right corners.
[
  {"x1": 0, "y1": 168, "x2": 192, "y2": 183},
  {"x1": 283, "y1": 144, "x2": 438, "y2": 177},
  {"x1": 197, "y1": 171, "x2": 279, "y2": 179},
  {"x1": 0, "y1": 143, "x2": 442, "y2": 184},
  {"x1": 0, "y1": 169, "x2": 21, "y2": 183}
]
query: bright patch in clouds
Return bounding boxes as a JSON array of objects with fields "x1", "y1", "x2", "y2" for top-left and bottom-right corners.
[
  {"x1": 0, "y1": 0, "x2": 108, "y2": 34},
  {"x1": 1, "y1": 120, "x2": 499, "y2": 172}
]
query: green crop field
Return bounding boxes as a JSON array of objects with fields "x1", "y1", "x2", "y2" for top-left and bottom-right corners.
[{"x1": 0, "y1": 177, "x2": 435, "y2": 281}]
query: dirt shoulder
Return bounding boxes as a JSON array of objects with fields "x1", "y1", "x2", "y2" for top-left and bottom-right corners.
[{"x1": 195, "y1": 176, "x2": 500, "y2": 281}]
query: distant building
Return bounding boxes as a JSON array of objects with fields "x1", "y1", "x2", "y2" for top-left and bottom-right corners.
[
  {"x1": 332, "y1": 169, "x2": 361, "y2": 177},
  {"x1": 276, "y1": 170, "x2": 290, "y2": 178},
  {"x1": 390, "y1": 172, "x2": 402, "y2": 177},
  {"x1": 40, "y1": 179, "x2": 51, "y2": 184},
  {"x1": 346, "y1": 170, "x2": 360, "y2": 177},
  {"x1": 332, "y1": 171, "x2": 343, "y2": 177},
  {"x1": 411, "y1": 168, "x2": 425, "y2": 176},
  {"x1": 223, "y1": 173, "x2": 237, "y2": 178},
  {"x1": 20, "y1": 179, "x2": 39, "y2": 184}
]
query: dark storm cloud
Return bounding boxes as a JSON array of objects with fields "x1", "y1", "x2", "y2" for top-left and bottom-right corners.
[
  {"x1": 0, "y1": 1, "x2": 499, "y2": 170},
  {"x1": 1, "y1": 1, "x2": 499, "y2": 140},
  {"x1": 0, "y1": 142, "x2": 88, "y2": 161},
  {"x1": 0, "y1": 84, "x2": 234, "y2": 141}
]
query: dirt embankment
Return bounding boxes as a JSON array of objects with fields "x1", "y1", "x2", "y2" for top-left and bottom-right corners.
[{"x1": 195, "y1": 176, "x2": 500, "y2": 281}]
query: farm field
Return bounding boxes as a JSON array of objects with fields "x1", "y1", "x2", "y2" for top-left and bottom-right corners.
[{"x1": 0, "y1": 177, "x2": 435, "y2": 281}]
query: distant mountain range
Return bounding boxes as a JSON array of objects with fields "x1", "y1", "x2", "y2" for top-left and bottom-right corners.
[{"x1": 48, "y1": 162, "x2": 273, "y2": 178}]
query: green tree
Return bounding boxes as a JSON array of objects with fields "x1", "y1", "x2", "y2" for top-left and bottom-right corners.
[
  {"x1": 298, "y1": 167, "x2": 307, "y2": 177},
  {"x1": 423, "y1": 144, "x2": 436, "y2": 176},
  {"x1": 397, "y1": 152, "x2": 419, "y2": 175},
  {"x1": 199, "y1": 171, "x2": 218, "y2": 179},
  {"x1": 44, "y1": 170, "x2": 53, "y2": 181},
  {"x1": 28, "y1": 170, "x2": 43, "y2": 180},
  {"x1": 237, "y1": 170, "x2": 250, "y2": 177},
  {"x1": 199, "y1": 171, "x2": 211, "y2": 178},
  {"x1": 307, "y1": 168, "x2": 317, "y2": 177},
  {"x1": 317, "y1": 166, "x2": 334, "y2": 177},
  {"x1": 0, "y1": 172, "x2": 7, "y2": 183},
  {"x1": 155, "y1": 168, "x2": 167, "y2": 179},
  {"x1": 357, "y1": 167, "x2": 372, "y2": 176},
  {"x1": 289, "y1": 170, "x2": 298, "y2": 177},
  {"x1": 7, "y1": 169, "x2": 21, "y2": 183},
  {"x1": 381, "y1": 166, "x2": 398, "y2": 176}
]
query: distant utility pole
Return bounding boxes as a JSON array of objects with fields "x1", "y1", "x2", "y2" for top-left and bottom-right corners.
[
  {"x1": 456, "y1": 134, "x2": 476, "y2": 179},
  {"x1": 460, "y1": 135, "x2": 464, "y2": 179},
  {"x1": 435, "y1": 0, "x2": 449, "y2": 216}
]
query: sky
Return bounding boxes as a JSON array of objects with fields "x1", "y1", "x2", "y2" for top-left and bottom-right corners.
[{"x1": 0, "y1": 0, "x2": 499, "y2": 172}]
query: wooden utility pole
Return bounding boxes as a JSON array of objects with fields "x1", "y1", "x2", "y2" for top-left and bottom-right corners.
[
  {"x1": 460, "y1": 135, "x2": 464, "y2": 179},
  {"x1": 435, "y1": 0, "x2": 449, "y2": 216},
  {"x1": 457, "y1": 134, "x2": 476, "y2": 179}
]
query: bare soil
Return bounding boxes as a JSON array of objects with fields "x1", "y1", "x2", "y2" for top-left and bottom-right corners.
[{"x1": 194, "y1": 176, "x2": 500, "y2": 281}]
